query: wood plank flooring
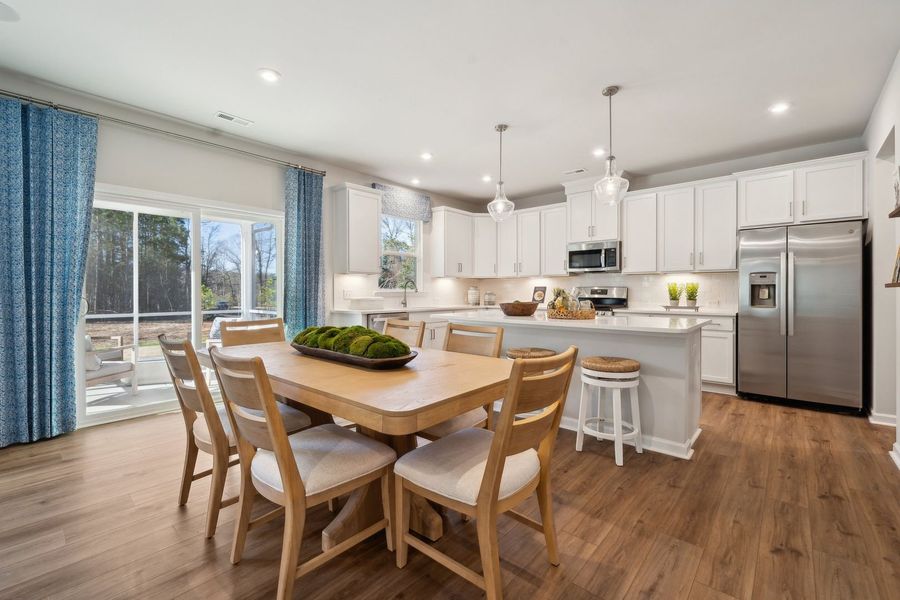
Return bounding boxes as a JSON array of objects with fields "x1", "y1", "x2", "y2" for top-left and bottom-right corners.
[{"x1": 0, "y1": 392, "x2": 897, "y2": 599}]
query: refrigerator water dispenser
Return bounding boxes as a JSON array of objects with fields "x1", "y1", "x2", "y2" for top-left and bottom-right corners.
[{"x1": 749, "y1": 272, "x2": 776, "y2": 308}]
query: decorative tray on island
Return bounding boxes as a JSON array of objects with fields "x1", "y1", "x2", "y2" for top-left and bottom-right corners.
[
  {"x1": 661, "y1": 305, "x2": 700, "y2": 312},
  {"x1": 290, "y1": 343, "x2": 418, "y2": 370}
]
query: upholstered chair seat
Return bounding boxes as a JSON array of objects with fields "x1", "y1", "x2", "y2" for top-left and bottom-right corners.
[
  {"x1": 394, "y1": 427, "x2": 539, "y2": 506},
  {"x1": 251, "y1": 424, "x2": 396, "y2": 499},
  {"x1": 419, "y1": 407, "x2": 488, "y2": 440}
]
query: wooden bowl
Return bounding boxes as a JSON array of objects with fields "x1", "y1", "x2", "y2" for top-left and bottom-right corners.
[{"x1": 499, "y1": 302, "x2": 539, "y2": 316}]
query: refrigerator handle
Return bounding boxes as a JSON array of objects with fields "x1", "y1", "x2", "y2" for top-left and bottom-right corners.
[
  {"x1": 787, "y1": 251, "x2": 795, "y2": 336},
  {"x1": 779, "y1": 251, "x2": 787, "y2": 336}
]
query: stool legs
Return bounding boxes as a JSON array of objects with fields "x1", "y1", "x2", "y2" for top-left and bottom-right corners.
[
  {"x1": 595, "y1": 387, "x2": 604, "y2": 441},
  {"x1": 612, "y1": 388, "x2": 624, "y2": 467},
  {"x1": 630, "y1": 387, "x2": 643, "y2": 454},
  {"x1": 576, "y1": 380, "x2": 589, "y2": 452}
]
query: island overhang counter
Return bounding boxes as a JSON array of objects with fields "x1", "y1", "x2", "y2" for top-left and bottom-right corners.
[{"x1": 432, "y1": 311, "x2": 711, "y2": 460}]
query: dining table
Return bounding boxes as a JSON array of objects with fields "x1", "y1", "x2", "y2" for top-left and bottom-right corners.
[{"x1": 198, "y1": 341, "x2": 512, "y2": 549}]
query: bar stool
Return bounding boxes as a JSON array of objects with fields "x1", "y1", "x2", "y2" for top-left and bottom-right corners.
[
  {"x1": 576, "y1": 356, "x2": 643, "y2": 466},
  {"x1": 506, "y1": 347, "x2": 556, "y2": 360}
]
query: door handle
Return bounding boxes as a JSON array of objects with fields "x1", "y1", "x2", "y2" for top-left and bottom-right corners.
[
  {"x1": 787, "y1": 251, "x2": 795, "y2": 336},
  {"x1": 779, "y1": 251, "x2": 787, "y2": 336}
]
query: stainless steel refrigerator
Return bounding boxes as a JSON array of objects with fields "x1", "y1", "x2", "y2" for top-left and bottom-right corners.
[{"x1": 737, "y1": 221, "x2": 863, "y2": 408}]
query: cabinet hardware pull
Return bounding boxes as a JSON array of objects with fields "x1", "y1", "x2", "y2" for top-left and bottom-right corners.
[
  {"x1": 518, "y1": 261, "x2": 523, "y2": 273},
  {"x1": 789, "y1": 202, "x2": 793, "y2": 217},
  {"x1": 700, "y1": 251, "x2": 704, "y2": 265},
  {"x1": 802, "y1": 200, "x2": 807, "y2": 215},
  {"x1": 689, "y1": 252, "x2": 693, "y2": 265}
]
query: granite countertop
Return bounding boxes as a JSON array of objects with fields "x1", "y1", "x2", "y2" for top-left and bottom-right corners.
[{"x1": 329, "y1": 305, "x2": 494, "y2": 315}]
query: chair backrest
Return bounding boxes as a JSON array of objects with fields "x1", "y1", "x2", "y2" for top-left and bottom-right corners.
[
  {"x1": 158, "y1": 335, "x2": 227, "y2": 446},
  {"x1": 443, "y1": 323, "x2": 504, "y2": 358},
  {"x1": 478, "y1": 346, "x2": 578, "y2": 504},
  {"x1": 383, "y1": 319, "x2": 426, "y2": 347},
  {"x1": 209, "y1": 347, "x2": 305, "y2": 501},
  {"x1": 220, "y1": 317, "x2": 286, "y2": 347}
]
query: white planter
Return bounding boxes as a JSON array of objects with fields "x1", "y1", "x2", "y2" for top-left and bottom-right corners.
[
  {"x1": 686, "y1": 299, "x2": 697, "y2": 307},
  {"x1": 669, "y1": 299, "x2": 680, "y2": 307}
]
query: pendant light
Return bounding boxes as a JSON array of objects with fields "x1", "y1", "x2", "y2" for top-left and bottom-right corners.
[
  {"x1": 487, "y1": 124, "x2": 515, "y2": 222},
  {"x1": 594, "y1": 86, "x2": 629, "y2": 205}
]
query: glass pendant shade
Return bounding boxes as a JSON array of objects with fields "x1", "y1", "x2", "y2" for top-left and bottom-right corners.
[
  {"x1": 594, "y1": 156, "x2": 629, "y2": 206},
  {"x1": 487, "y1": 182, "x2": 515, "y2": 221}
]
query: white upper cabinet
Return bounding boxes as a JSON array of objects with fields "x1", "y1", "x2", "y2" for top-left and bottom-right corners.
[
  {"x1": 431, "y1": 207, "x2": 472, "y2": 277},
  {"x1": 622, "y1": 193, "x2": 657, "y2": 273},
  {"x1": 332, "y1": 183, "x2": 381, "y2": 274},
  {"x1": 738, "y1": 170, "x2": 794, "y2": 228},
  {"x1": 737, "y1": 153, "x2": 865, "y2": 229},
  {"x1": 796, "y1": 157, "x2": 864, "y2": 222},
  {"x1": 593, "y1": 194, "x2": 619, "y2": 240},
  {"x1": 471, "y1": 215, "x2": 498, "y2": 277},
  {"x1": 564, "y1": 181, "x2": 620, "y2": 242},
  {"x1": 695, "y1": 180, "x2": 737, "y2": 271},
  {"x1": 541, "y1": 206, "x2": 568, "y2": 276},
  {"x1": 567, "y1": 191, "x2": 593, "y2": 242},
  {"x1": 517, "y1": 211, "x2": 542, "y2": 277},
  {"x1": 497, "y1": 217, "x2": 518, "y2": 277},
  {"x1": 659, "y1": 187, "x2": 695, "y2": 272}
]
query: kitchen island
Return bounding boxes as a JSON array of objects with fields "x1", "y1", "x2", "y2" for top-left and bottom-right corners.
[{"x1": 434, "y1": 311, "x2": 710, "y2": 460}]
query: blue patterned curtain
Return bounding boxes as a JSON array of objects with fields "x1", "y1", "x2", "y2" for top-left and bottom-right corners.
[
  {"x1": 283, "y1": 168, "x2": 324, "y2": 338},
  {"x1": 0, "y1": 99, "x2": 98, "y2": 447}
]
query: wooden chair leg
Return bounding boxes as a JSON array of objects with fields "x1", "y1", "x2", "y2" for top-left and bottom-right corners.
[
  {"x1": 231, "y1": 461, "x2": 257, "y2": 564},
  {"x1": 380, "y1": 473, "x2": 394, "y2": 552},
  {"x1": 178, "y1": 436, "x2": 199, "y2": 506},
  {"x1": 395, "y1": 475, "x2": 411, "y2": 568},
  {"x1": 536, "y1": 470, "x2": 560, "y2": 566},
  {"x1": 475, "y1": 508, "x2": 503, "y2": 600},
  {"x1": 205, "y1": 452, "x2": 229, "y2": 538},
  {"x1": 276, "y1": 504, "x2": 305, "y2": 600}
]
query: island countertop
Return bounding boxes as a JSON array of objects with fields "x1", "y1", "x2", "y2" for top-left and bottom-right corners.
[{"x1": 431, "y1": 310, "x2": 711, "y2": 335}]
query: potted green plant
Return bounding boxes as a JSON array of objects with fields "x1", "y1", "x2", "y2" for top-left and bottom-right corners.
[
  {"x1": 667, "y1": 282, "x2": 684, "y2": 307},
  {"x1": 685, "y1": 282, "x2": 700, "y2": 307}
]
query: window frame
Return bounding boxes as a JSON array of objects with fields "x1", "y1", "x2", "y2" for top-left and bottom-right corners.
[{"x1": 378, "y1": 213, "x2": 423, "y2": 291}]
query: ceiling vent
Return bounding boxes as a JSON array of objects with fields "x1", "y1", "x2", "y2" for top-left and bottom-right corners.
[
  {"x1": 563, "y1": 168, "x2": 587, "y2": 176},
  {"x1": 215, "y1": 111, "x2": 254, "y2": 127}
]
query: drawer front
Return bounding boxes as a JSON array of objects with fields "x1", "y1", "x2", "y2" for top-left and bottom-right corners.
[{"x1": 701, "y1": 317, "x2": 734, "y2": 332}]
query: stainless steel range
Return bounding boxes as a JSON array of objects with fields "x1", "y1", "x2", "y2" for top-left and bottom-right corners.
[{"x1": 573, "y1": 286, "x2": 628, "y2": 314}]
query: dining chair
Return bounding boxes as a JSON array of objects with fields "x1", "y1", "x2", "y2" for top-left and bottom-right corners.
[
  {"x1": 418, "y1": 323, "x2": 504, "y2": 439},
  {"x1": 209, "y1": 347, "x2": 397, "y2": 600},
  {"x1": 220, "y1": 317, "x2": 286, "y2": 347},
  {"x1": 394, "y1": 346, "x2": 578, "y2": 600},
  {"x1": 383, "y1": 318, "x2": 426, "y2": 347},
  {"x1": 159, "y1": 335, "x2": 311, "y2": 538}
]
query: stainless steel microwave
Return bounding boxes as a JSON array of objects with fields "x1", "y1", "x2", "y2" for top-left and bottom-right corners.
[{"x1": 567, "y1": 240, "x2": 621, "y2": 273}]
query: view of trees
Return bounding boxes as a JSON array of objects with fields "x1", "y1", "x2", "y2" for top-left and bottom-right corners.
[
  {"x1": 379, "y1": 215, "x2": 417, "y2": 289},
  {"x1": 85, "y1": 208, "x2": 133, "y2": 314},
  {"x1": 200, "y1": 220, "x2": 241, "y2": 311},
  {"x1": 138, "y1": 214, "x2": 191, "y2": 312}
]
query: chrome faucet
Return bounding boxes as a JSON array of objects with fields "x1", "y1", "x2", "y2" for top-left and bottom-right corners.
[{"x1": 400, "y1": 280, "x2": 418, "y2": 308}]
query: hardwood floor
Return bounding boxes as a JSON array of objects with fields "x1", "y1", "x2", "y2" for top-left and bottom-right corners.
[{"x1": 0, "y1": 392, "x2": 897, "y2": 599}]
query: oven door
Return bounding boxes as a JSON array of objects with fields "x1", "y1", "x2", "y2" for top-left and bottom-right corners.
[{"x1": 567, "y1": 242, "x2": 620, "y2": 273}]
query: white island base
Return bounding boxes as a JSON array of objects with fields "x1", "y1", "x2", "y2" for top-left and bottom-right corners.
[{"x1": 436, "y1": 311, "x2": 708, "y2": 460}]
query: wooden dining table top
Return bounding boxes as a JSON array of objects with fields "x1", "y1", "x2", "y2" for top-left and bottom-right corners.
[{"x1": 200, "y1": 342, "x2": 512, "y2": 436}]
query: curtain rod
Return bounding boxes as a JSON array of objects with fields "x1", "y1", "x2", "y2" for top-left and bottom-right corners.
[{"x1": 0, "y1": 88, "x2": 327, "y2": 177}]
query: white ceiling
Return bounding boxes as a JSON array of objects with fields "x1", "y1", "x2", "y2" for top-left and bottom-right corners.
[{"x1": 1, "y1": 0, "x2": 899, "y2": 200}]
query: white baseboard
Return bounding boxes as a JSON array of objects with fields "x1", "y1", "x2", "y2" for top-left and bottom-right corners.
[
  {"x1": 868, "y1": 412, "x2": 896, "y2": 427},
  {"x1": 702, "y1": 382, "x2": 736, "y2": 396},
  {"x1": 890, "y1": 443, "x2": 900, "y2": 471},
  {"x1": 559, "y1": 416, "x2": 700, "y2": 460}
]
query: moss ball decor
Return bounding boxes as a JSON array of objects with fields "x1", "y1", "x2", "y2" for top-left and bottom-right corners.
[{"x1": 293, "y1": 325, "x2": 412, "y2": 360}]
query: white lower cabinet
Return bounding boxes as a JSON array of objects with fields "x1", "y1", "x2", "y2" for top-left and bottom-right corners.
[
  {"x1": 423, "y1": 323, "x2": 447, "y2": 349},
  {"x1": 701, "y1": 331, "x2": 735, "y2": 384}
]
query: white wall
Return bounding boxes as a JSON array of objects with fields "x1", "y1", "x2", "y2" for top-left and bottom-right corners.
[{"x1": 862, "y1": 50, "x2": 900, "y2": 461}]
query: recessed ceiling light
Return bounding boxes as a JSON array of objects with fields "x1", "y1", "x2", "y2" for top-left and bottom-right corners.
[
  {"x1": 420, "y1": 152, "x2": 433, "y2": 161},
  {"x1": 592, "y1": 148, "x2": 606, "y2": 157},
  {"x1": 0, "y1": 2, "x2": 20, "y2": 22},
  {"x1": 410, "y1": 178, "x2": 420, "y2": 186},
  {"x1": 482, "y1": 175, "x2": 492, "y2": 183},
  {"x1": 768, "y1": 101, "x2": 791, "y2": 114},
  {"x1": 257, "y1": 68, "x2": 282, "y2": 83}
]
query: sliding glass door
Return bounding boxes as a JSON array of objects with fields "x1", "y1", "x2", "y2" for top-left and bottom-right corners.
[{"x1": 78, "y1": 194, "x2": 283, "y2": 426}]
